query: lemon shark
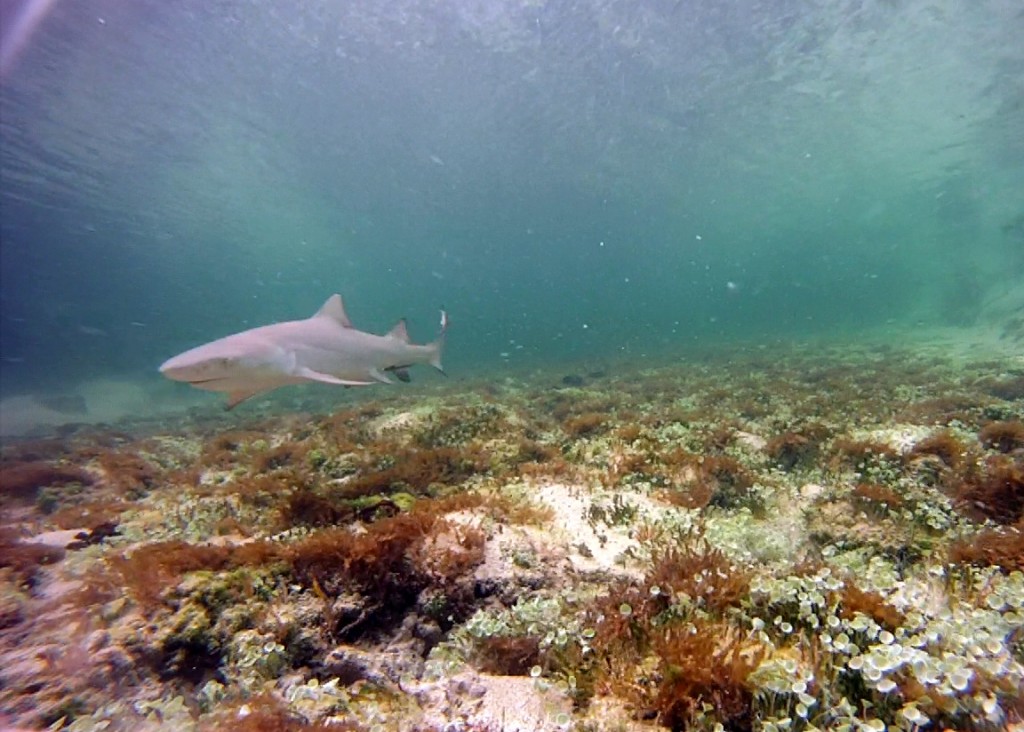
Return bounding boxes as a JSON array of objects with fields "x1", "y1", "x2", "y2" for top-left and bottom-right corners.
[{"x1": 159, "y1": 295, "x2": 447, "y2": 409}]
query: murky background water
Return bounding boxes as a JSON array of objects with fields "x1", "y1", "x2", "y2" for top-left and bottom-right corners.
[{"x1": 2, "y1": 0, "x2": 1022, "y2": 401}]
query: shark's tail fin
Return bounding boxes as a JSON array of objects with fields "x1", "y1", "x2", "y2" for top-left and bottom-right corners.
[{"x1": 427, "y1": 309, "x2": 448, "y2": 374}]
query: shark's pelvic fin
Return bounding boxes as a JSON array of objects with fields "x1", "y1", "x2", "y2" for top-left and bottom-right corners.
[
  {"x1": 389, "y1": 367, "x2": 412, "y2": 383},
  {"x1": 368, "y1": 367, "x2": 394, "y2": 384},
  {"x1": 295, "y1": 366, "x2": 373, "y2": 386},
  {"x1": 386, "y1": 319, "x2": 410, "y2": 343},
  {"x1": 315, "y1": 294, "x2": 353, "y2": 328}
]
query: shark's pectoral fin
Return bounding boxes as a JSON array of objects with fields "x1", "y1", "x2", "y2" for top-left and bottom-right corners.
[
  {"x1": 368, "y1": 367, "x2": 394, "y2": 384},
  {"x1": 225, "y1": 389, "x2": 265, "y2": 410},
  {"x1": 295, "y1": 366, "x2": 374, "y2": 386}
]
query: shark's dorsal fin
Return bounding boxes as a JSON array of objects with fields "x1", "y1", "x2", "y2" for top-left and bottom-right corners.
[
  {"x1": 386, "y1": 319, "x2": 410, "y2": 343},
  {"x1": 315, "y1": 294, "x2": 352, "y2": 328}
]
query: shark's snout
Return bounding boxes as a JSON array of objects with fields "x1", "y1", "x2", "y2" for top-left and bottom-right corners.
[
  {"x1": 159, "y1": 348, "x2": 233, "y2": 383},
  {"x1": 159, "y1": 355, "x2": 195, "y2": 382}
]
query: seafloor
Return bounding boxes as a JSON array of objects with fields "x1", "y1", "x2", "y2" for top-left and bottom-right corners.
[{"x1": 1, "y1": 332, "x2": 1022, "y2": 732}]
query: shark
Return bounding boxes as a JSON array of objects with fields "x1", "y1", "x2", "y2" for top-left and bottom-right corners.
[{"x1": 159, "y1": 295, "x2": 447, "y2": 409}]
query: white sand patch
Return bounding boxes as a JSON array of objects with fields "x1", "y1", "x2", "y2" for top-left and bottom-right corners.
[
  {"x1": 22, "y1": 529, "x2": 82, "y2": 548},
  {"x1": 857, "y1": 424, "x2": 934, "y2": 453},
  {"x1": 530, "y1": 483, "x2": 675, "y2": 576},
  {"x1": 736, "y1": 430, "x2": 768, "y2": 451},
  {"x1": 367, "y1": 408, "x2": 432, "y2": 440},
  {"x1": 469, "y1": 674, "x2": 572, "y2": 731},
  {"x1": 472, "y1": 521, "x2": 569, "y2": 585},
  {"x1": 418, "y1": 672, "x2": 572, "y2": 732}
]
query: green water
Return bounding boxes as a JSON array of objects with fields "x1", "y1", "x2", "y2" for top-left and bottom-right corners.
[{"x1": 1, "y1": 0, "x2": 1022, "y2": 399}]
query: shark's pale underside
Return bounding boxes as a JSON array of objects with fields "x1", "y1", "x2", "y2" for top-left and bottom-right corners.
[{"x1": 160, "y1": 295, "x2": 447, "y2": 409}]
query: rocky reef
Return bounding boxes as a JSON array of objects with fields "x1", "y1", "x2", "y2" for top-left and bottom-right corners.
[{"x1": 1, "y1": 335, "x2": 1022, "y2": 731}]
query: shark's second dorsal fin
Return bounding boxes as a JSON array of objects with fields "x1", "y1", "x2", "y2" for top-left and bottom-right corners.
[
  {"x1": 386, "y1": 319, "x2": 410, "y2": 343},
  {"x1": 315, "y1": 294, "x2": 352, "y2": 328}
]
